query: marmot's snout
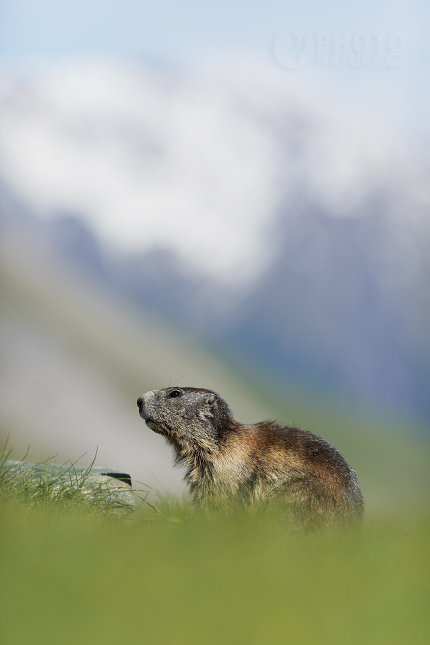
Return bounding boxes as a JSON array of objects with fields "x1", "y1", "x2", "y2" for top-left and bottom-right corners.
[
  {"x1": 137, "y1": 391, "x2": 158, "y2": 423},
  {"x1": 137, "y1": 394, "x2": 149, "y2": 420}
]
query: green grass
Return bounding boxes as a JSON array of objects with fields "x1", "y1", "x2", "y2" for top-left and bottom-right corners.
[
  {"x1": 0, "y1": 445, "x2": 138, "y2": 518},
  {"x1": 0, "y1": 491, "x2": 429, "y2": 645}
]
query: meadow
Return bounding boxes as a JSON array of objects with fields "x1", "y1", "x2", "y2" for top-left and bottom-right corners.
[
  {"x1": 1, "y1": 244, "x2": 429, "y2": 644},
  {"x1": 0, "y1": 455, "x2": 429, "y2": 645}
]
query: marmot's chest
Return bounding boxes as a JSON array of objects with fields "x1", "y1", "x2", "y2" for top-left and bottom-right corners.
[
  {"x1": 212, "y1": 437, "x2": 253, "y2": 481},
  {"x1": 184, "y1": 440, "x2": 251, "y2": 500}
]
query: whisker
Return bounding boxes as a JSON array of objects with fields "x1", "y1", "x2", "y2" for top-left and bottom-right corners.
[{"x1": 171, "y1": 371, "x2": 188, "y2": 387}]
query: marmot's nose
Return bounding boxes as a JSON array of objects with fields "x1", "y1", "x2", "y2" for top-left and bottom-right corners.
[{"x1": 137, "y1": 396, "x2": 143, "y2": 408}]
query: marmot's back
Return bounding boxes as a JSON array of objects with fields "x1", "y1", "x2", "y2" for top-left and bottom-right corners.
[
  {"x1": 240, "y1": 421, "x2": 364, "y2": 526},
  {"x1": 137, "y1": 387, "x2": 364, "y2": 528}
]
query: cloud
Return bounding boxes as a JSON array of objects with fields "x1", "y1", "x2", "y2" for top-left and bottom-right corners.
[{"x1": 0, "y1": 56, "x2": 427, "y2": 284}]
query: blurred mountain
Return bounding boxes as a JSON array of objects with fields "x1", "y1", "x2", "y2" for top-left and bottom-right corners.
[
  {"x1": 1, "y1": 189, "x2": 429, "y2": 426},
  {"x1": 1, "y1": 211, "x2": 429, "y2": 513},
  {"x1": 0, "y1": 57, "x2": 429, "y2": 423}
]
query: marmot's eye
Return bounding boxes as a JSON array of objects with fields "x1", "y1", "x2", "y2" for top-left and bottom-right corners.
[{"x1": 169, "y1": 390, "x2": 182, "y2": 398}]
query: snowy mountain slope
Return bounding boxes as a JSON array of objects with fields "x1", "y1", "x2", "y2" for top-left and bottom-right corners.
[{"x1": 0, "y1": 56, "x2": 428, "y2": 419}]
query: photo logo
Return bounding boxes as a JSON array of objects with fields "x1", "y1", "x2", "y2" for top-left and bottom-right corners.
[
  {"x1": 273, "y1": 31, "x2": 404, "y2": 70},
  {"x1": 273, "y1": 30, "x2": 314, "y2": 70}
]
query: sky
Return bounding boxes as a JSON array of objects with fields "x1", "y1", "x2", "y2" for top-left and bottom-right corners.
[
  {"x1": 0, "y1": 0, "x2": 429, "y2": 139},
  {"x1": 0, "y1": 1, "x2": 426, "y2": 60},
  {"x1": 0, "y1": 0, "x2": 429, "y2": 283}
]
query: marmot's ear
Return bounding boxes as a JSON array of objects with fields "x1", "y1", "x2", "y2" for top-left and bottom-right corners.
[{"x1": 204, "y1": 393, "x2": 215, "y2": 405}]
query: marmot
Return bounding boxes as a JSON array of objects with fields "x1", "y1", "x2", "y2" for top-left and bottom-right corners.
[{"x1": 137, "y1": 387, "x2": 364, "y2": 528}]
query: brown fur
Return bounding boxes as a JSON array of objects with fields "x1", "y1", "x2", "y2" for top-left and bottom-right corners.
[{"x1": 137, "y1": 387, "x2": 364, "y2": 528}]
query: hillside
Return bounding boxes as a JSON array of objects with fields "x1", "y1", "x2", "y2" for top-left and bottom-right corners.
[{"x1": 1, "y1": 226, "x2": 429, "y2": 513}]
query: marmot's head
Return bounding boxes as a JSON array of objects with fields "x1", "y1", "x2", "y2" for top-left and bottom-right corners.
[{"x1": 137, "y1": 387, "x2": 233, "y2": 452}]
